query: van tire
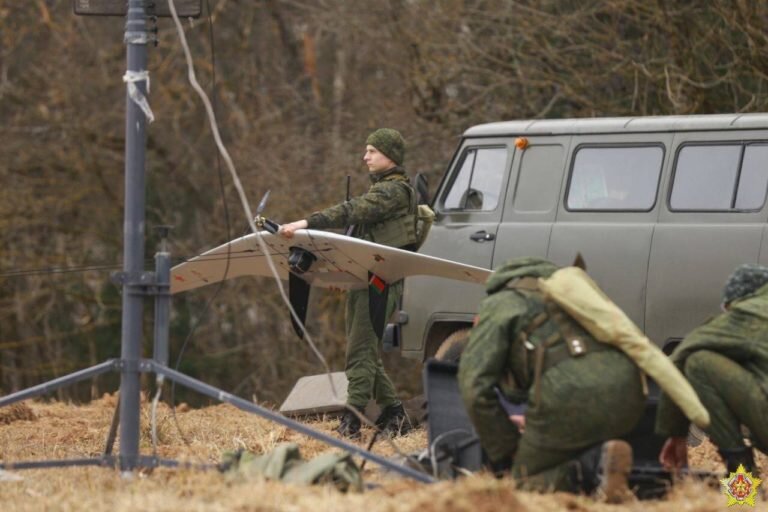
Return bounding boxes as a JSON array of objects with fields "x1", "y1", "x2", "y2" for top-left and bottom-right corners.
[{"x1": 434, "y1": 328, "x2": 472, "y2": 364}]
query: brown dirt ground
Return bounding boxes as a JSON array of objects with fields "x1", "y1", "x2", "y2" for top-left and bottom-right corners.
[{"x1": 0, "y1": 396, "x2": 766, "y2": 511}]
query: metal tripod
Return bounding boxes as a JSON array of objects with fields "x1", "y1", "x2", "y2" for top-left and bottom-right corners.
[{"x1": 0, "y1": 1, "x2": 432, "y2": 483}]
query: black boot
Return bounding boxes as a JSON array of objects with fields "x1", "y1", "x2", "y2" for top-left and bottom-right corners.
[
  {"x1": 487, "y1": 454, "x2": 513, "y2": 478},
  {"x1": 719, "y1": 446, "x2": 758, "y2": 475},
  {"x1": 375, "y1": 402, "x2": 412, "y2": 437},
  {"x1": 336, "y1": 410, "x2": 362, "y2": 439},
  {"x1": 565, "y1": 443, "x2": 602, "y2": 495}
]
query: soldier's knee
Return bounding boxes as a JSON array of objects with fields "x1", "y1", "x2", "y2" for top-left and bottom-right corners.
[{"x1": 683, "y1": 350, "x2": 719, "y2": 382}]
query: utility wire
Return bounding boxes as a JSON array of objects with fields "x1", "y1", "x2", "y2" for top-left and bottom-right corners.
[
  {"x1": 163, "y1": 0, "x2": 234, "y2": 450},
  {"x1": 167, "y1": 0, "x2": 423, "y2": 470},
  {"x1": 0, "y1": 263, "x2": 132, "y2": 279},
  {"x1": 167, "y1": 0, "x2": 335, "y2": 390},
  {"x1": 0, "y1": 252, "x2": 259, "y2": 280}
]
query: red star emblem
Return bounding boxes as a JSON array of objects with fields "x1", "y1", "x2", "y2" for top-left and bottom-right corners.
[{"x1": 728, "y1": 473, "x2": 752, "y2": 501}]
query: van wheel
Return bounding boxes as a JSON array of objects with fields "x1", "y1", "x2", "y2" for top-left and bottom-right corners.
[{"x1": 434, "y1": 328, "x2": 472, "y2": 364}]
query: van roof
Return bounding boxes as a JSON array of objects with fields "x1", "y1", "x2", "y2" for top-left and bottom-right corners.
[{"x1": 463, "y1": 112, "x2": 768, "y2": 137}]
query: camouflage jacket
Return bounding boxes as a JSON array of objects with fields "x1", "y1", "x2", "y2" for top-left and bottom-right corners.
[
  {"x1": 457, "y1": 258, "x2": 641, "y2": 462},
  {"x1": 655, "y1": 283, "x2": 768, "y2": 438},
  {"x1": 305, "y1": 167, "x2": 417, "y2": 249}
]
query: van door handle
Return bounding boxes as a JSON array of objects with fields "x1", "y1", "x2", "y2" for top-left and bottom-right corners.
[{"x1": 470, "y1": 231, "x2": 495, "y2": 242}]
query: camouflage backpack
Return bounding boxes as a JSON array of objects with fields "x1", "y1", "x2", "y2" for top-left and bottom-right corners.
[
  {"x1": 538, "y1": 266, "x2": 710, "y2": 429},
  {"x1": 414, "y1": 203, "x2": 435, "y2": 250},
  {"x1": 221, "y1": 442, "x2": 363, "y2": 493}
]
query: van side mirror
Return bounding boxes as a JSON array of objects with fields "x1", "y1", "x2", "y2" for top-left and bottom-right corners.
[{"x1": 382, "y1": 323, "x2": 401, "y2": 352}]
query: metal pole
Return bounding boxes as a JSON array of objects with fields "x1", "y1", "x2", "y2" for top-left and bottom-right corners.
[
  {"x1": 153, "y1": 226, "x2": 172, "y2": 367},
  {"x1": 119, "y1": 0, "x2": 149, "y2": 472}
]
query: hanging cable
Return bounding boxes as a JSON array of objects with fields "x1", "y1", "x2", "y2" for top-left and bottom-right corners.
[
  {"x1": 0, "y1": 262, "x2": 127, "y2": 279},
  {"x1": 167, "y1": 0, "x2": 336, "y2": 393},
  {"x1": 166, "y1": 0, "x2": 425, "y2": 470},
  {"x1": 160, "y1": 0, "x2": 235, "y2": 450}
]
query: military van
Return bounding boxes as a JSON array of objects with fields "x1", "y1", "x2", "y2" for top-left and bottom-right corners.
[{"x1": 396, "y1": 113, "x2": 768, "y2": 360}]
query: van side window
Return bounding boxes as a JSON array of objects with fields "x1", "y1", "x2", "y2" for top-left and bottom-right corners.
[
  {"x1": 442, "y1": 147, "x2": 506, "y2": 211},
  {"x1": 670, "y1": 143, "x2": 768, "y2": 211},
  {"x1": 566, "y1": 146, "x2": 663, "y2": 211},
  {"x1": 736, "y1": 144, "x2": 768, "y2": 210}
]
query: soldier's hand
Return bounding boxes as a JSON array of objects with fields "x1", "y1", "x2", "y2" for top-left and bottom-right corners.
[
  {"x1": 509, "y1": 414, "x2": 526, "y2": 434},
  {"x1": 278, "y1": 220, "x2": 308, "y2": 239},
  {"x1": 659, "y1": 436, "x2": 688, "y2": 470}
]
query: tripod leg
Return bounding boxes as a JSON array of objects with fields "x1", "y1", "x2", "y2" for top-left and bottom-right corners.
[
  {"x1": 359, "y1": 429, "x2": 381, "y2": 471},
  {"x1": 0, "y1": 360, "x2": 118, "y2": 408},
  {"x1": 104, "y1": 396, "x2": 121, "y2": 456},
  {"x1": 151, "y1": 361, "x2": 433, "y2": 483}
]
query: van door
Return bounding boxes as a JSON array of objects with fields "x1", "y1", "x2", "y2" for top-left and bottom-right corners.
[
  {"x1": 547, "y1": 135, "x2": 671, "y2": 329},
  {"x1": 646, "y1": 135, "x2": 768, "y2": 346},
  {"x1": 400, "y1": 139, "x2": 514, "y2": 357},
  {"x1": 492, "y1": 136, "x2": 571, "y2": 266}
]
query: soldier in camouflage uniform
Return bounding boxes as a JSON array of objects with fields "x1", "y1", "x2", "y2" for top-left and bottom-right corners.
[
  {"x1": 458, "y1": 257, "x2": 646, "y2": 500},
  {"x1": 657, "y1": 264, "x2": 768, "y2": 474},
  {"x1": 280, "y1": 128, "x2": 417, "y2": 439}
]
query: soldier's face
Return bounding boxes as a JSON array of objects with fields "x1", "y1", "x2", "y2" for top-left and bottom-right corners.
[{"x1": 363, "y1": 145, "x2": 395, "y2": 173}]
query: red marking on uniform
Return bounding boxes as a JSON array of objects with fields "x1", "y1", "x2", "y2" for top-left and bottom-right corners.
[
  {"x1": 369, "y1": 274, "x2": 386, "y2": 293},
  {"x1": 174, "y1": 275, "x2": 185, "y2": 282}
]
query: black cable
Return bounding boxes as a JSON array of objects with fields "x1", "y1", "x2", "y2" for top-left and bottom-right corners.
[
  {"x1": 0, "y1": 254, "x2": 211, "y2": 280},
  {"x1": 0, "y1": 263, "x2": 125, "y2": 279},
  {"x1": 0, "y1": 248, "x2": 283, "y2": 281},
  {"x1": 0, "y1": 256, "x2": 189, "y2": 279},
  {"x1": 169, "y1": 0, "x2": 233, "y2": 446}
]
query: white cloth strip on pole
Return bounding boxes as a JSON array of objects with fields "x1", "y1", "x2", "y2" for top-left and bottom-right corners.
[{"x1": 123, "y1": 70, "x2": 155, "y2": 123}]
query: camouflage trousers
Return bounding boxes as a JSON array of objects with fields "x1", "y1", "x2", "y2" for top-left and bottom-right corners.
[
  {"x1": 343, "y1": 281, "x2": 403, "y2": 409},
  {"x1": 685, "y1": 350, "x2": 768, "y2": 453},
  {"x1": 511, "y1": 350, "x2": 646, "y2": 492}
]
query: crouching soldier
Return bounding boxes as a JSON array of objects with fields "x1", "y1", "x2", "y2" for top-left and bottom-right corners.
[
  {"x1": 457, "y1": 257, "x2": 645, "y2": 502},
  {"x1": 657, "y1": 264, "x2": 768, "y2": 475}
]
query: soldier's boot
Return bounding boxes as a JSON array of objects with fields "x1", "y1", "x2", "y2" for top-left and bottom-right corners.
[
  {"x1": 336, "y1": 410, "x2": 362, "y2": 440},
  {"x1": 596, "y1": 440, "x2": 634, "y2": 504},
  {"x1": 375, "y1": 402, "x2": 412, "y2": 437},
  {"x1": 719, "y1": 446, "x2": 758, "y2": 475}
]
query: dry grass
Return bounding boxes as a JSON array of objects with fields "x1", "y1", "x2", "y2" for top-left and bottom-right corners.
[{"x1": 0, "y1": 397, "x2": 765, "y2": 511}]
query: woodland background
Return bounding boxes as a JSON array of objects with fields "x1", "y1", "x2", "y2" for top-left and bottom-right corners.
[{"x1": 2, "y1": 0, "x2": 768, "y2": 405}]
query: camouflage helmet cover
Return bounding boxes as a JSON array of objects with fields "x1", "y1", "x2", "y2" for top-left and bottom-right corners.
[
  {"x1": 722, "y1": 263, "x2": 768, "y2": 306},
  {"x1": 486, "y1": 256, "x2": 559, "y2": 293}
]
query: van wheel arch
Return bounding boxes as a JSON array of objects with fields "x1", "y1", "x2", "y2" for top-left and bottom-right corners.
[
  {"x1": 424, "y1": 322, "x2": 473, "y2": 361},
  {"x1": 434, "y1": 328, "x2": 472, "y2": 364}
]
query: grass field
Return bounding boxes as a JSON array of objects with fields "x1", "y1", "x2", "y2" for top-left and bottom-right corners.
[{"x1": 1, "y1": 396, "x2": 765, "y2": 511}]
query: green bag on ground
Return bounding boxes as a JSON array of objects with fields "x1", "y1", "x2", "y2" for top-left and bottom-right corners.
[
  {"x1": 221, "y1": 442, "x2": 363, "y2": 493},
  {"x1": 538, "y1": 266, "x2": 710, "y2": 429}
]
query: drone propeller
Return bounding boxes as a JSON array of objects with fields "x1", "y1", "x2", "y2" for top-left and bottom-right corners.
[
  {"x1": 253, "y1": 190, "x2": 280, "y2": 234},
  {"x1": 256, "y1": 190, "x2": 271, "y2": 216}
]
